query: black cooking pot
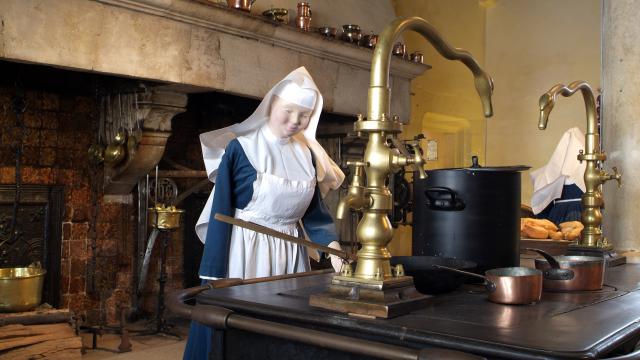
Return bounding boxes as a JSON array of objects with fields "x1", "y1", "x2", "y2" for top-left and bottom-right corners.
[
  {"x1": 390, "y1": 256, "x2": 476, "y2": 294},
  {"x1": 412, "y1": 157, "x2": 529, "y2": 275}
]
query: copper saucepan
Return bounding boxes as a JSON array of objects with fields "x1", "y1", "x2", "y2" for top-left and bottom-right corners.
[
  {"x1": 434, "y1": 265, "x2": 544, "y2": 305},
  {"x1": 526, "y1": 248, "x2": 605, "y2": 291}
]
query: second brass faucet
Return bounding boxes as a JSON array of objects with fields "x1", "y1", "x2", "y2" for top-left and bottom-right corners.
[{"x1": 538, "y1": 80, "x2": 621, "y2": 247}]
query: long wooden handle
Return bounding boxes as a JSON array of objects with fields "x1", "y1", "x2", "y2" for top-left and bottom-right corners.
[{"x1": 214, "y1": 213, "x2": 354, "y2": 261}]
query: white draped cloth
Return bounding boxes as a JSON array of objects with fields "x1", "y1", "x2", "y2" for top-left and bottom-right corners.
[{"x1": 530, "y1": 127, "x2": 586, "y2": 214}]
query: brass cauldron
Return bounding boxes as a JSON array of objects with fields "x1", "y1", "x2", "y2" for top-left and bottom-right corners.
[
  {"x1": 148, "y1": 204, "x2": 185, "y2": 230},
  {"x1": 0, "y1": 267, "x2": 47, "y2": 312}
]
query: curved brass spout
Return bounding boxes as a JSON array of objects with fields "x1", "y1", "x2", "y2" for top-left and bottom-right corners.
[
  {"x1": 369, "y1": 17, "x2": 494, "y2": 121},
  {"x1": 538, "y1": 81, "x2": 597, "y2": 156},
  {"x1": 538, "y1": 81, "x2": 622, "y2": 247}
]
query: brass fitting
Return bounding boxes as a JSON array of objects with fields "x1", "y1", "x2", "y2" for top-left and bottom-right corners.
[{"x1": 336, "y1": 161, "x2": 372, "y2": 220}]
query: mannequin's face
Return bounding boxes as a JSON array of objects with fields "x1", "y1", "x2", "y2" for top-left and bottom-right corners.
[{"x1": 268, "y1": 95, "x2": 313, "y2": 138}]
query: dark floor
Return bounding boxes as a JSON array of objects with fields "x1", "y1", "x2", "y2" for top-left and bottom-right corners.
[{"x1": 81, "y1": 316, "x2": 189, "y2": 359}]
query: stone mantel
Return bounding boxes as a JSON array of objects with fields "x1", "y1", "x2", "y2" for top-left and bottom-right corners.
[{"x1": 0, "y1": 0, "x2": 429, "y2": 120}]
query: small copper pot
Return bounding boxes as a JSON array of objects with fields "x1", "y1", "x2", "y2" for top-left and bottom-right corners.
[
  {"x1": 341, "y1": 24, "x2": 361, "y2": 44},
  {"x1": 434, "y1": 265, "x2": 543, "y2": 305},
  {"x1": 360, "y1": 33, "x2": 378, "y2": 48},
  {"x1": 410, "y1": 51, "x2": 424, "y2": 64},
  {"x1": 227, "y1": 0, "x2": 255, "y2": 12},
  {"x1": 318, "y1": 27, "x2": 336, "y2": 38},
  {"x1": 392, "y1": 42, "x2": 406, "y2": 58},
  {"x1": 532, "y1": 251, "x2": 605, "y2": 291},
  {"x1": 295, "y1": 2, "x2": 311, "y2": 31}
]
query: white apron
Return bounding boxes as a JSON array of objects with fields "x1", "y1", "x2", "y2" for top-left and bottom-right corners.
[{"x1": 227, "y1": 171, "x2": 316, "y2": 279}]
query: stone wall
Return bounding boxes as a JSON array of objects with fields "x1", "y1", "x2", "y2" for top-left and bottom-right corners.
[{"x1": 0, "y1": 79, "x2": 182, "y2": 323}]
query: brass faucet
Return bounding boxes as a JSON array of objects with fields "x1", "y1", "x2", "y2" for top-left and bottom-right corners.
[
  {"x1": 339, "y1": 17, "x2": 494, "y2": 281},
  {"x1": 335, "y1": 160, "x2": 371, "y2": 220},
  {"x1": 538, "y1": 81, "x2": 622, "y2": 247}
]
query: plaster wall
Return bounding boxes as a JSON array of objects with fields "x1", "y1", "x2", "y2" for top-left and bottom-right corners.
[
  {"x1": 394, "y1": 0, "x2": 487, "y2": 163},
  {"x1": 485, "y1": 0, "x2": 601, "y2": 206},
  {"x1": 391, "y1": 0, "x2": 487, "y2": 256},
  {"x1": 601, "y1": 0, "x2": 640, "y2": 252}
]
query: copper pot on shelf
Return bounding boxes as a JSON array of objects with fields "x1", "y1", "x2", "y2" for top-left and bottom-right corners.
[
  {"x1": 410, "y1": 51, "x2": 424, "y2": 64},
  {"x1": 392, "y1": 42, "x2": 406, "y2": 58},
  {"x1": 262, "y1": 8, "x2": 289, "y2": 23},
  {"x1": 295, "y1": 2, "x2": 311, "y2": 31},
  {"x1": 318, "y1": 27, "x2": 337, "y2": 38},
  {"x1": 341, "y1": 24, "x2": 361, "y2": 44},
  {"x1": 360, "y1": 32, "x2": 378, "y2": 48},
  {"x1": 227, "y1": 0, "x2": 255, "y2": 12}
]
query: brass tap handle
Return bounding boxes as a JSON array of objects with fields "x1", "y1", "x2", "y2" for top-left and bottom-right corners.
[
  {"x1": 408, "y1": 143, "x2": 427, "y2": 179},
  {"x1": 606, "y1": 166, "x2": 623, "y2": 188},
  {"x1": 389, "y1": 138, "x2": 427, "y2": 179},
  {"x1": 578, "y1": 149, "x2": 584, "y2": 164}
]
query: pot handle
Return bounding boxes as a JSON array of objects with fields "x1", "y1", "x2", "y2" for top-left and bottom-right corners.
[
  {"x1": 432, "y1": 265, "x2": 496, "y2": 293},
  {"x1": 524, "y1": 248, "x2": 575, "y2": 281},
  {"x1": 424, "y1": 187, "x2": 465, "y2": 211}
]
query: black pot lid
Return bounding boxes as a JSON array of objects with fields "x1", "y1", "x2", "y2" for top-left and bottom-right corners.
[
  {"x1": 427, "y1": 165, "x2": 530, "y2": 173},
  {"x1": 427, "y1": 156, "x2": 530, "y2": 172}
]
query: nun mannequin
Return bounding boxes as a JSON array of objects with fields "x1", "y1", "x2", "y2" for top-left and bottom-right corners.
[{"x1": 184, "y1": 67, "x2": 345, "y2": 360}]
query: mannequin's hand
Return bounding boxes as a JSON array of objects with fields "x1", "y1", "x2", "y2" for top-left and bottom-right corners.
[{"x1": 328, "y1": 241, "x2": 344, "y2": 272}]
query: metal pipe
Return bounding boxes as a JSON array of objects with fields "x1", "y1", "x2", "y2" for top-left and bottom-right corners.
[{"x1": 369, "y1": 16, "x2": 494, "y2": 121}]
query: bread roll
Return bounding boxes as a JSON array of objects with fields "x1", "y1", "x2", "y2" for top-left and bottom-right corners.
[
  {"x1": 565, "y1": 227, "x2": 582, "y2": 241},
  {"x1": 524, "y1": 224, "x2": 549, "y2": 239},
  {"x1": 521, "y1": 218, "x2": 558, "y2": 231},
  {"x1": 560, "y1": 221, "x2": 584, "y2": 238},
  {"x1": 560, "y1": 221, "x2": 583, "y2": 231},
  {"x1": 529, "y1": 218, "x2": 558, "y2": 232},
  {"x1": 549, "y1": 231, "x2": 564, "y2": 240}
]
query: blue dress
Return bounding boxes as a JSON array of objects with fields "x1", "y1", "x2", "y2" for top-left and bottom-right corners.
[
  {"x1": 183, "y1": 139, "x2": 337, "y2": 360},
  {"x1": 536, "y1": 184, "x2": 583, "y2": 225}
]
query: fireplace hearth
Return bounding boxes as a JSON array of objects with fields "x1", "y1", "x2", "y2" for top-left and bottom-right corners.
[{"x1": 0, "y1": 185, "x2": 63, "y2": 308}]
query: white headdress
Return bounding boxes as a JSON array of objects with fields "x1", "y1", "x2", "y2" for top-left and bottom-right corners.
[{"x1": 196, "y1": 67, "x2": 345, "y2": 242}]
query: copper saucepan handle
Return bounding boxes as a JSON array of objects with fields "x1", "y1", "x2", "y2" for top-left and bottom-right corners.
[
  {"x1": 432, "y1": 264, "x2": 496, "y2": 293},
  {"x1": 524, "y1": 248, "x2": 575, "y2": 281},
  {"x1": 214, "y1": 213, "x2": 355, "y2": 261}
]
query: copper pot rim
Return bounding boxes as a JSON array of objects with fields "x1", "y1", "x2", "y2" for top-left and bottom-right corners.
[
  {"x1": 485, "y1": 267, "x2": 542, "y2": 278},
  {"x1": 534, "y1": 256, "x2": 604, "y2": 268}
]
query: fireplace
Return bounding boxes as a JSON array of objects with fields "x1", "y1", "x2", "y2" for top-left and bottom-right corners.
[{"x1": 0, "y1": 185, "x2": 63, "y2": 308}]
